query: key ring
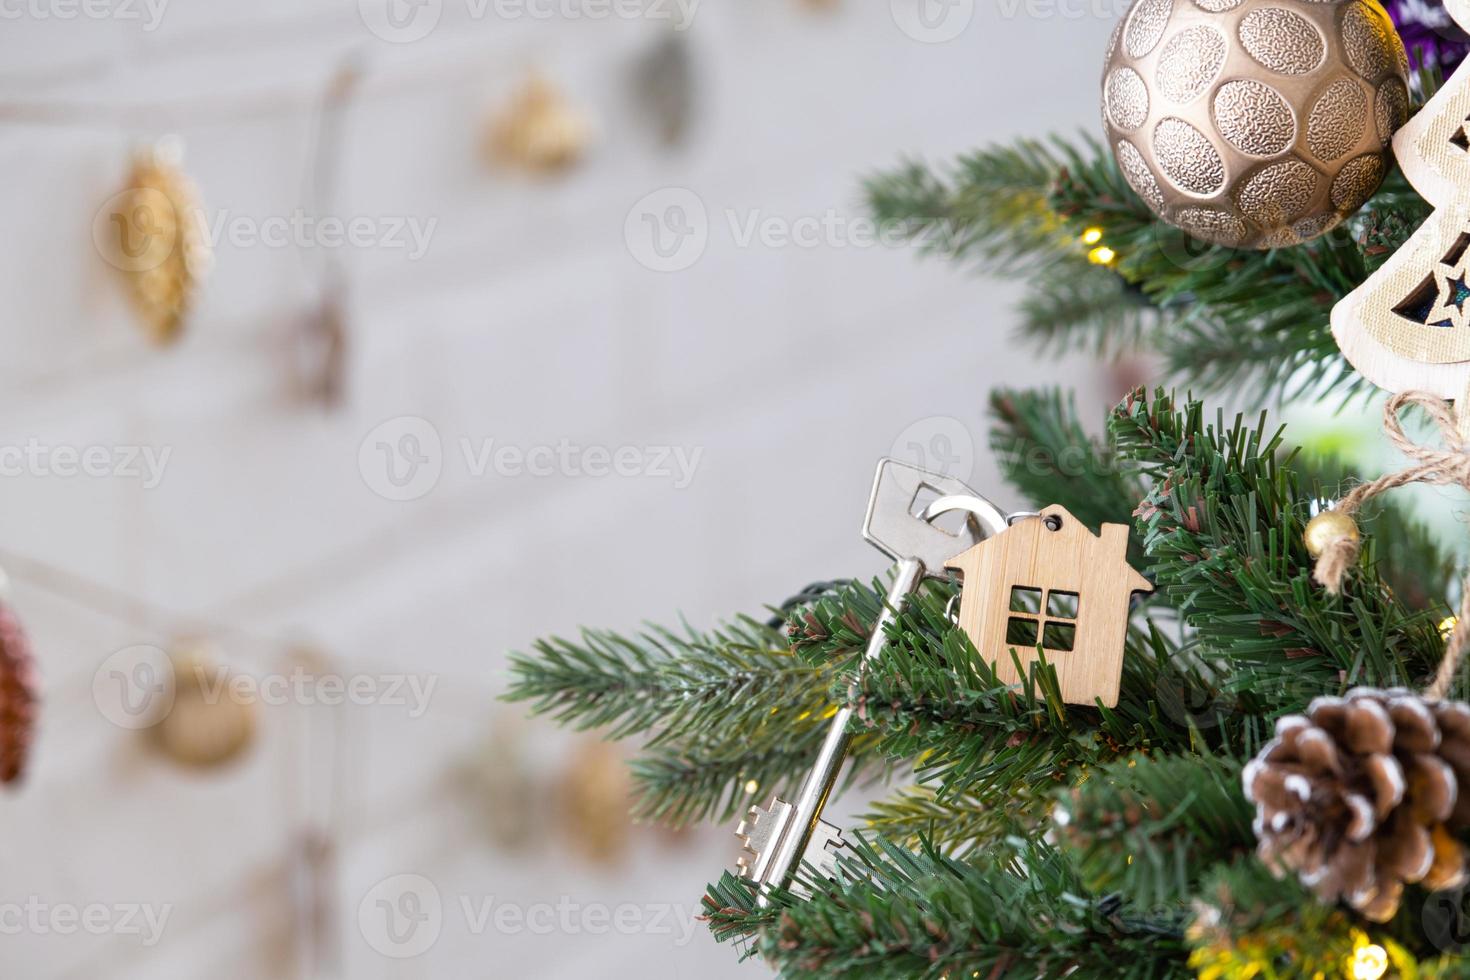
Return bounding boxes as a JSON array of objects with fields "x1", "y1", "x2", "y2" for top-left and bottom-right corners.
[{"x1": 917, "y1": 493, "x2": 1009, "y2": 539}]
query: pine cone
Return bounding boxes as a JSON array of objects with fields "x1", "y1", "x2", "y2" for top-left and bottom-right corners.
[
  {"x1": 0, "y1": 601, "x2": 39, "y2": 785},
  {"x1": 1243, "y1": 688, "x2": 1470, "y2": 922},
  {"x1": 108, "y1": 143, "x2": 210, "y2": 345}
]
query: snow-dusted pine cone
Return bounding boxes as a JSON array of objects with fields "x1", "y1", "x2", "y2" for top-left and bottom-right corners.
[
  {"x1": 0, "y1": 601, "x2": 39, "y2": 785},
  {"x1": 1243, "y1": 688, "x2": 1470, "y2": 922}
]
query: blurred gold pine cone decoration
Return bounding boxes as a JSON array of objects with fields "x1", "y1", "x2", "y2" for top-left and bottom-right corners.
[
  {"x1": 488, "y1": 75, "x2": 590, "y2": 175},
  {"x1": 97, "y1": 139, "x2": 212, "y2": 344},
  {"x1": 1101, "y1": 0, "x2": 1409, "y2": 248},
  {"x1": 1244, "y1": 688, "x2": 1470, "y2": 922}
]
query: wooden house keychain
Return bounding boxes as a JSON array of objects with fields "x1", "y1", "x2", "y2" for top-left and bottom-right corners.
[
  {"x1": 946, "y1": 505, "x2": 1153, "y2": 708},
  {"x1": 735, "y1": 462, "x2": 1152, "y2": 904}
]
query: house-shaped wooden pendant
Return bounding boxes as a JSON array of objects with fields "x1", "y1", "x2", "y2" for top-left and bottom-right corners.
[{"x1": 944, "y1": 504, "x2": 1152, "y2": 708}]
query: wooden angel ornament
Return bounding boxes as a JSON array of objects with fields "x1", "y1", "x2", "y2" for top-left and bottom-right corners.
[
  {"x1": 945, "y1": 505, "x2": 1152, "y2": 708},
  {"x1": 1333, "y1": 0, "x2": 1470, "y2": 408}
]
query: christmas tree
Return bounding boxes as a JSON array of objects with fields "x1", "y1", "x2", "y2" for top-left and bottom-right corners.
[{"x1": 508, "y1": 2, "x2": 1470, "y2": 976}]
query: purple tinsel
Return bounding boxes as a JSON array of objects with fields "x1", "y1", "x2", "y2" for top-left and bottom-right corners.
[{"x1": 1385, "y1": 0, "x2": 1470, "y2": 74}]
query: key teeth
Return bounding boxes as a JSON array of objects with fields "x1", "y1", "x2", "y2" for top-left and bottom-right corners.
[
  {"x1": 803, "y1": 820, "x2": 848, "y2": 888},
  {"x1": 733, "y1": 798, "x2": 791, "y2": 881}
]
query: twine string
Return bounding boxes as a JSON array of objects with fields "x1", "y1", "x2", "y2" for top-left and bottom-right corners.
[{"x1": 1312, "y1": 391, "x2": 1470, "y2": 700}]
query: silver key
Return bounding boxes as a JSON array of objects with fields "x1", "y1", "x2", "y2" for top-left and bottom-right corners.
[{"x1": 734, "y1": 458, "x2": 1008, "y2": 901}]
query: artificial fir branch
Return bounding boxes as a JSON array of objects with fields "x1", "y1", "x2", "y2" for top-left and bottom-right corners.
[
  {"x1": 507, "y1": 616, "x2": 892, "y2": 824},
  {"x1": 505, "y1": 618, "x2": 837, "y2": 750},
  {"x1": 866, "y1": 136, "x2": 1434, "y2": 402},
  {"x1": 861, "y1": 785, "x2": 1012, "y2": 857},
  {"x1": 1111, "y1": 389, "x2": 1448, "y2": 709},
  {"x1": 857, "y1": 592, "x2": 1235, "y2": 809},
  {"x1": 1054, "y1": 752, "x2": 1254, "y2": 910},
  {"x1": 707, "y1": 835, "x2": 1189, "y2": 980},
  {"x1": 1017, "y1": 264, "x2": 1159, "y2": 357},
  {"x1": 787, "y1": 576, "x2": 886, "y2": 671},
  {"x1": 987, "y1": 386, "x2": 1145, "y2": 538},
  {"x1": 632, "y1": 738, "x2": 829, "y2": 825},
  {"x1": 1186, "y1": 861, "x2": 1362, "y2": 979},
  {"x1": 865, "y1": 139, "x2": 1080, "y2": 273}
]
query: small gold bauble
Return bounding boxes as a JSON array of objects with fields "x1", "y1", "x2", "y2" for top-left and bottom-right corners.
[
  {"x1": 1304, "y1": 509, "x2": 1360, "y2": 558},
  {"x1": 153, "y1": 640, "x2": 255, "y2": 769},
  {"x1": 559, "y1": 739, "x2": 631, "y2": 866},
  {"x1": 1101, "y1": 0, "x2": 1409, "y2": 249}
]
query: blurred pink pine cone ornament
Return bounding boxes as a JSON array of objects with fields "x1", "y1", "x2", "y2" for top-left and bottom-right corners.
[{"x1": 1243, "y1": 688, "x2": 1470, "y2": 922}]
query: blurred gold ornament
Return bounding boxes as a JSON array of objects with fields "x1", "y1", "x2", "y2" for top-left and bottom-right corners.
[
  {"x1": 488, "y1": 76, "x2": 590, "y2": 175},
  {"x1": 99, "y1": 139, "x2": 212, "y2": 344},
  {"x1": 1303, "y1": 509, "x2": 1360, "y2": 559},
  {"x1": 1101, "y1": 0, "x2": 1408, "y2": 248},
  {"x1": 559, "y1": 739, "x2": 631, "y2": 866},
  {"x1": 464, "y1": 720, "x2": 539, "y2": 852},
  {"x1": 154, "y1": 639, "x2": 254, "y2": 769}
]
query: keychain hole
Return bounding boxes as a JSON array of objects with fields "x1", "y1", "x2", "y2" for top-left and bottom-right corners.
[{"x1": 1043, "y1": 515, "x2": 1063, "y2": 531}]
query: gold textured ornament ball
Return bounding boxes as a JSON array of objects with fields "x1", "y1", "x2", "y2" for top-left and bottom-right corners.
[
  {"x1": 1303, "y1": 509, "x2": 1360, "y2": 558},
  {"x1": 153, "y1": 640, "x2": 255, "y2": 769},
  {"x1": 1101, "y1": 0, "x2": 1409, "y2": 249}
]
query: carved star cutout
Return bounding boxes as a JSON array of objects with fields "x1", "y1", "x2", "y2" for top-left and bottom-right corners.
[{"x1": 1424, "y1": 248, "x2": 1470, "y2": 330}]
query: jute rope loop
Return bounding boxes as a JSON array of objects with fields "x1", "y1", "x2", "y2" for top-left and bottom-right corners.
[{"x1": 1312, "y1": 391, "x2": 1470, "y2": 700}]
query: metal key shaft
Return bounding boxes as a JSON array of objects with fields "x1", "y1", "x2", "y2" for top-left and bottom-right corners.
[{"x1": 736, "y1": 459, "x2": 1008, "y2": 902}]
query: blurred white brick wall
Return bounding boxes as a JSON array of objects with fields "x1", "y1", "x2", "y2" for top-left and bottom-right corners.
[{"x1": 0, "y1": 3, "x2": 1119, "y2": 977}]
